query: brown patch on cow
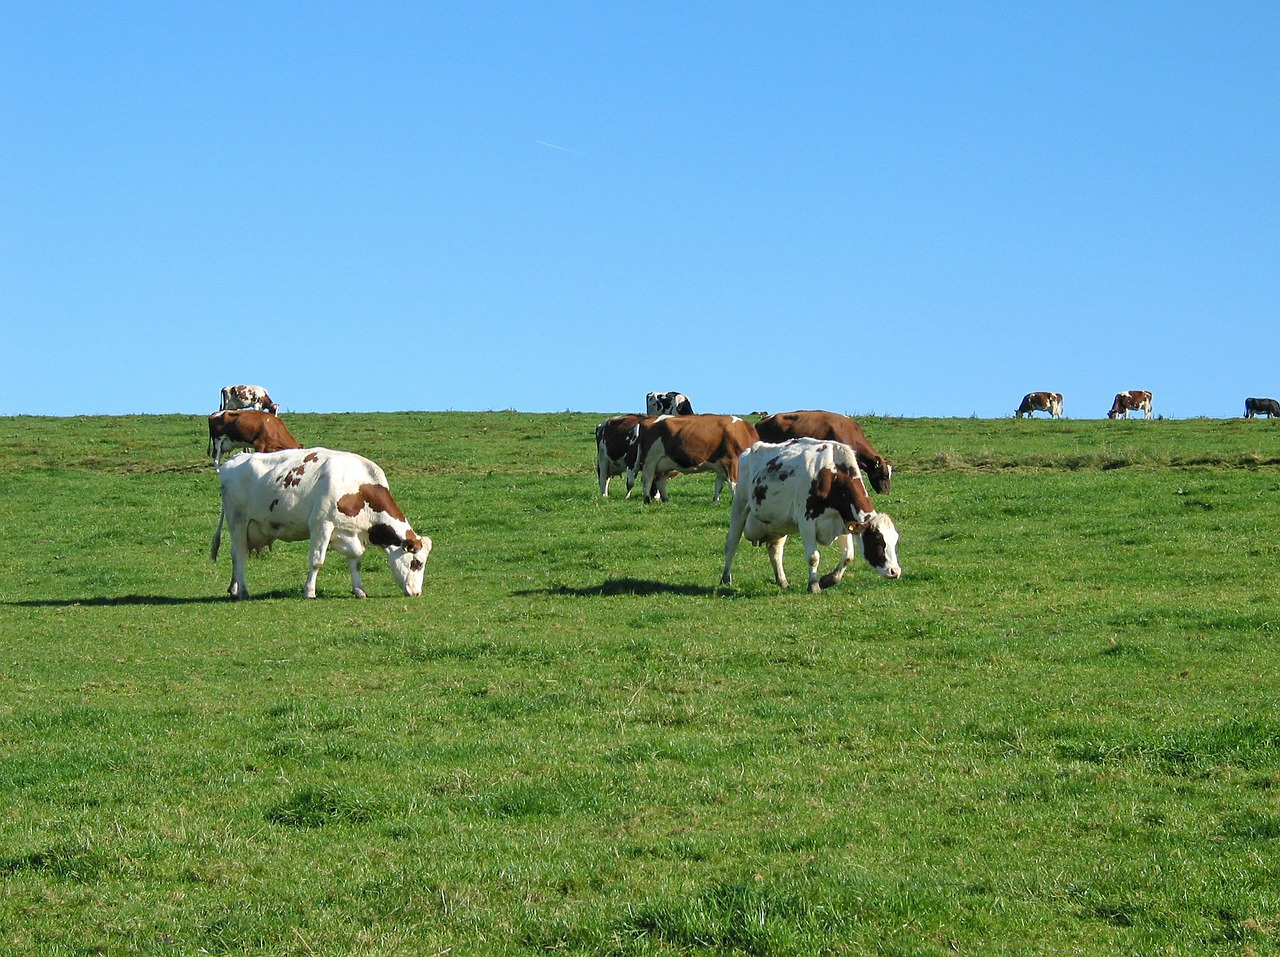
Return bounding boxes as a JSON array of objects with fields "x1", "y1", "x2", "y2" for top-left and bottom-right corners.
[
  {"x1": 805, "y1": 468, "x2": 837, "y2": 520},
  {"x1": 280, "y1": 464, "x2": 306, "y2": 488},
  {"x1": 359, "y1": 484, "x2": 406, "y2": 521},
  {"x1": 753, "y1": 482, "x2": 768, "y2": 504},
  {"x1": 410, "y1": 558, "x2": 424, "y2": 571},
  {"x1": 303, "y1": 452, "x2": 319, "y2": 462},
  {"x1": 805, "y1": 467, "x2": 863, "y2": 524},
  {"x1": 270, "y1": 498, "x2": 279, "y2": 511},
  {"x1": 369, "y1": 523, "x2": 403, "y2": 548},
  {"x1": 337, "y1": 491, "x2": 365, "y2": 517}
]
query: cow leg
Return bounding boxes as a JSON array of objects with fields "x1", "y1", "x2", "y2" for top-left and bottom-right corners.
[
  {"x1": 228, "y1": 522, "x2": 251, "y2": 600},
  {"x1": 597, "y1": 448, "x2": 611, "y2": 497},
  {"x1": 304, "y1": 524, "x2": 335, "y2": 599},
  {"x1": 818, "y1": 533, "x2": 857, "y2": 591},
  {"x1": 641, "y1": 453, "x2": 659, "y2": 503},
  {"x1": 712, "y1": 471, "x2": 725, "y2": 502},
  {"x1": 347, "y1": 556, "x2": 367, "y2": 599},
  {"x1": 767, "y1": 536, "x2": 790, "y2": 589},
  {"x1": 801, "y1": 525, "x2": 824, "y2": 593},
  {"x1": 720, "y1": 495, "x2": 748, "y2": 585}
]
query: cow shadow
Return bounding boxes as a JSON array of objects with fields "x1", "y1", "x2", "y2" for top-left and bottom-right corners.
[
  {"x1": 516, "y1": 578, "x2": 721, "y2": 598},
  {"x1": 4, "y1": 591, "x2": 298, "y2": 608}
]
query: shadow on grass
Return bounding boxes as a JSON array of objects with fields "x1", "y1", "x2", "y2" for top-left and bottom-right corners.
[
  {"x1": 517, "y1": 577, "x2": 724, "y2": 598},
  {"x1": 4, "y1": 590, "x2": 303, "y2": 607}
]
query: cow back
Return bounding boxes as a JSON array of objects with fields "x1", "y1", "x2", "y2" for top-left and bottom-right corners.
[{"x1": 756, "y1": 410, "x2": 891, "y2": 493}]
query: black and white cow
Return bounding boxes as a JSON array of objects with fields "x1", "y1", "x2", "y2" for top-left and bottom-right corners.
[
  {"x1": 645, "y1": 391, "x2": 694, "y2": 416},
  {"x1": 1245, "y1": 397, "x2": 1280, "y2": 418},
  {"x1": 595, "y1": 413, "x2": 658, "y2": 496},
  {"x1": 211, "y1": 448, "x2": 431, "y2": 599},
  {"x1": 721, "y1": 438, "x2": 901, "y2": 593}
]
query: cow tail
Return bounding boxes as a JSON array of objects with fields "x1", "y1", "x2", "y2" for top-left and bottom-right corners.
[{"x1": 210, "y1": 507, "x2": 224, "y2": 562}]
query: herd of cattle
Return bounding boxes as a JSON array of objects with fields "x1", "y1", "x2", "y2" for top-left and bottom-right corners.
[
  {"x1": 1017, "y1": 389, "x2": 1280, "y2": 420},
  {"x1": 205, "y1": 383, "x2": 1279, "y2": 601}
]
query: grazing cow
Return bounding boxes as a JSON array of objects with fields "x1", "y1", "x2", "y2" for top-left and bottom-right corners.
[
  {"x1": 722, "y1": 438, "x2": 901, "y2": 593},
  {"x1": 1245, "y1": 397, "x2": 1280, "y2": 418},
  {"x1": 754, "y1": 410, "x2": 893, "y2": 494},
  {"x1": 638, "y1": 414, "x2": 758, "y2": 503},
  {"x1": 595, "y1": 414, "x2": 656, "y2": 497},
  {"x1": 645, "y1": 391, "x2": 694, "y2": 416},
  {"x1": 1107, "y1": 390, "x2": 1153, "y2": 419},
  {"x1": 211, "y1": 448, "x2": 431, "y2": 600},
  {"x1": 1016, "y1": 392, "x2": 1064, "y2": 419},
  {"x1": 220, "y1": 384, "x2": 279, "y2": 415},
  {"x1": 208, "y1": 409, "x2": 303, "y2": 465}
]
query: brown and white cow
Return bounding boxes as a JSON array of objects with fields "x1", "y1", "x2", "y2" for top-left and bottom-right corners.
[
  {"x1": 220, "y1": 384, "x2": 280, "y2": 415},
  {"x1": 721, "y1": 438, "x2": 901, "y2": 593},
  {"x1": 645, "y1": 391, "x2": 694, "y2": 416},
  {"x1": 637, "y1": 414, "x2": 758, "y2": 503},
  {"x1": 754, "y1": 410, "x2": 893, "y2": 493},
  {"x1": 1107, "y1": 390, "x2": 1153, "y2": 419},
  {"x1": 1016, "y1": 392, "x2": 1063, "y2": 419},
  {"x1": 1245, "y1": 397, "x2": 1280, "y2": 418},
  {"x1": 595, "y1": 413, "x2": 658, "y2": 497},
  {"x1": 211, "y1": 448, "x2": 431, "y2": 600},
  {"x1": 208, "y1": 409, "x2": 303, "y2": 465}
]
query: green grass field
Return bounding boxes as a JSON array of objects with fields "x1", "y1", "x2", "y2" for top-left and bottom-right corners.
[{"x1": 2, "y1": 412, "x2": 1279, "y2": 955}]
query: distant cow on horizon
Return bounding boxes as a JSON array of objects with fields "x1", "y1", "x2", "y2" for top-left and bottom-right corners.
[
  {"x1": 645, "y1": 392, "x2": 694, "y2": 416},
  {"x1": 1245, "y1": 397, "x2": 1280, "y2": 418},
  {"x1": 1016, "y1": 392, "x2": 1063, "y2": 419},
  {"x1": 1107, "y1": 390, "x2": 1153, "y2": 420},
  {"x1": 220, "y1": 385, "x2": 279, "y2": 416}
]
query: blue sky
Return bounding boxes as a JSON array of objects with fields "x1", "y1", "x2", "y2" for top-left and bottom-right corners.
[{"x1": 4, "y1": 2, "x2": 1278, "y2": 418}]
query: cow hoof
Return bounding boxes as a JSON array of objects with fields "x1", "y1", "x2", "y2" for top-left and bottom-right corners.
[
  {"x1": 818, "y1": 574, "x2": 841, "y2": 590},
  {"x1": 352, "y1": 589, "x2": 367, "y2": 599},
  {"x1": 808, "y1": 582, "x2": 822, "y2": 594}
]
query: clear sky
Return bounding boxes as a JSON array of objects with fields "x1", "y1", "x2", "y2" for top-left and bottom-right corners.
[{"x1": 4, "y1": 2, "x2": 1278, "y2": 419}]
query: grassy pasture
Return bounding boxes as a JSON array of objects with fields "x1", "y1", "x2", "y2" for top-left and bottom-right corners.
[{"x1": 2, "y1": 411, "x2": 1280, "y2": 955}]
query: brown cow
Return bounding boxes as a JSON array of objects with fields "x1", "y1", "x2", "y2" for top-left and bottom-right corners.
[
  {"x1": 637, "y1": 414, "x2": 759, "y2": 503},
  {"x1": 1016, "y1": 392, "x2": 1063, "y2": 419},
  {"x1": 1107, "y1": 390, "x2": 1153, "y2": 420},
  {"x1": 208, "y1": 409, "x2": 303, "y2": 465},
  {"x1": 754, "y1": 410, "x2": 893, "y2": 493}
]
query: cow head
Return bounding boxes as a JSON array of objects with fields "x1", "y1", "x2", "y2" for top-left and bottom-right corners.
[
  {"x1": 382, "y1": 529, "x2": 432, "y2": 597},
  {"x1": 864, "y1": 456, "x2": 893, "y2": 494},
  {"x1": 857, "y1": 513, "x2": 901, "y2": 578}
]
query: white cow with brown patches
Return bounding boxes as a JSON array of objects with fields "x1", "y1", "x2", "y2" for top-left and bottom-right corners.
[
  {"x1": 1107, "y1": 390, "x2": 1153, "y2": 419},
  {"x1": 211, "y1": 448, "x2": 431, "y2": 599},
  {"x1": 220, "y1": 384, "x2": 280, "y2": 415},
  {"x1": 721, "y1": 438, "x2": 901, "y2": 593}
]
